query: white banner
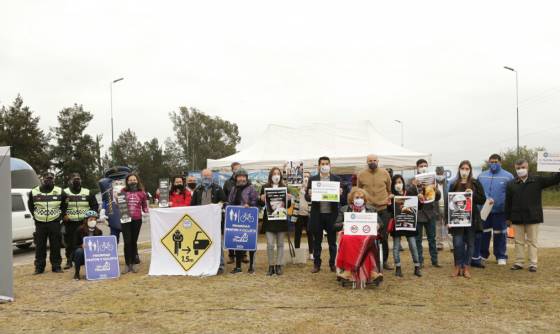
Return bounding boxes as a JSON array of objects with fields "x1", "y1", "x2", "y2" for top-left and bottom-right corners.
[
  {"x1": 537, "y1": 151, "x2": 560, "y2": 172},
  {"x1": 149, "y1": 204, "x2": 222, "y2": 276}
]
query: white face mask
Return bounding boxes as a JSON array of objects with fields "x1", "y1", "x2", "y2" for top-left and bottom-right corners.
[
  {"x1": 354, "y1": 198, "x2": 365, "y2": 207},
  {"x1": 272, "y1": 175, "x2": 281, "y2": 184},
  {"x1": 395, "y1": 183, "x2": 403, "y2": 192},
  {"x1": 516, "y1": 168, "x2": 528, "y2": 178},
  {"x1": 460, "y1": 170, "x2": 469, "y2": 179},
  {"x1": 320, "y1": 165, "x2": 330, "y2": 174},
  {"x1": 87, "y1": 220, "x2": 97, "y2": 229},
  {"x1": 418, "y1": 167, "x2": 428, "y2": 174}
]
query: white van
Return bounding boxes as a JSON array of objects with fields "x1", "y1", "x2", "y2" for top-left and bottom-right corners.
[{"x1": 11, "y1": 189, "x2": 35, "y2": 249}]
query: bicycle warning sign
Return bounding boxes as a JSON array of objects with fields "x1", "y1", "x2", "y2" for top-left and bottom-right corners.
[
  {"x1": 224, "y1": 206, "x2": 259, "y2": 251},
  {"x1": 161, "y1": 213, "x2": 212, "y2": 271}
]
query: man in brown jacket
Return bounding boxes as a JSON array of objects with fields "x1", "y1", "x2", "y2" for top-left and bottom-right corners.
[{"x1": 357, "y1": 154, "x2": 393, "y2": 270}]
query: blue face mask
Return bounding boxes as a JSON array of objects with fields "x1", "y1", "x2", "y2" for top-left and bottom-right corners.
[
  {"x1": 489, "y1": 163, "x2": 501, "y2": 174},
  {"x1": 202, "y1": 178, "x2": 212, "y2": 187}
]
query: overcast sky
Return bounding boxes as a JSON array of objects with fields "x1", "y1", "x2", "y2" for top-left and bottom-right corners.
[{"x1": 1, "y1": 0, "x2": 559, "y2": 168}]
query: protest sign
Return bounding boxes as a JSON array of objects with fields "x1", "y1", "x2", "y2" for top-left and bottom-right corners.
[
  {"x1": 265, "y1": 187, "x2": 288, "y2": 220},
  {"x1": 84, "y1": 236, "x2": 120, "y2": 280},
  {"x1": 343, "y1": 212, "x2": 377, "y2": 236},
  {"x1": 448, "y1": 192, "x2": 473, "y2": 227},
  {"x1": 311, "y1": 181, "x2": 340, "y2": 202},
  {"x1": 285, "y1": 161, "x2": 304, "y2": 185},
  {"x1": 537, "y1": 151, "x2": 560, "y2": 172},
  {"x1": 158, "y1": 178, "x2": 170, "y2": 208},
  {"x1": 224, "y1": 206, "x2": 259, "y2": 251},
  {"x1": 415, "y1": 172, "x2": 437, "y2": 203},
  {"x1": 394, "y1": 196, "x2": 418, "y2": 231}
]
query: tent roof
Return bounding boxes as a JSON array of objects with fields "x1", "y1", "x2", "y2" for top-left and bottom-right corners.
[{"x1": 207, "y1": 121, "x2": 431, "y2": 173}]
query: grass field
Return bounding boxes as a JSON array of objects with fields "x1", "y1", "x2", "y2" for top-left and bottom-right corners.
[
  {"x1": 543, "y1": 190, "x2": 560, "y2": 207},
  {"x1": 2, "y1": 244, "x2": 560, "y2": 334}
]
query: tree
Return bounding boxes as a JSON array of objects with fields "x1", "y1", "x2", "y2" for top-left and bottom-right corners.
[
  {"x1": 163, "y1": 138, "x2": 188, "y2": 176},
  {"x1": 49, "y1": 104, "x2": 100, "y2": 189},
  {"x1": 170, "y1": 107, "x2": 241, "y2": 170},
  {"x1": 137, "y1": 138, "x2": 168, "y2": 194},
  {"x1": 109, "y1": 129, "x2": 142, "y2": 169},
  {"x1": 0, "y1": 95, "x2": 50, "y2": 174}
]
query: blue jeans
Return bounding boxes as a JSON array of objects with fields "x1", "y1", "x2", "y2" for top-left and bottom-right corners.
[
  {"x1": 393, "y1": 235, "x2": 420, "y2": 267},
  {"x1": 416, "y1": 218, "x2": 438, "y2": 265},
  {"x1": 472, "y1": 232, "x2": 484, "y2": 265},
  {"x1": 452, "y1": 227, "x2": 475, "y2": 267},
  {"x1": 73, "y1": 247, "x2": 85, "y2": 267},
  {"x1": 481, "y1": 213, "x2": 508, "y2": 260}
]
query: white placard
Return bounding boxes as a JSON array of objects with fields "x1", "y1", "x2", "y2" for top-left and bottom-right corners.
[
  {"x1": 537, "y1": 151, "x2": 560, "y2": 172},
  {"x1": 343, "y1": 212, "x2": 377, "y2": 236},
  {"x1": 480, "y1": 199, "x2": 494, "y2": 221},
  {"x1": 311, "y1": 181, "x2": 340, "y2": 202}
]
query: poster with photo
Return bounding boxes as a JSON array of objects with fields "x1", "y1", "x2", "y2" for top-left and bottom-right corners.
[
  {"x1": 158, "y1": 178, "x2": 170, "y2": 208},
  {"x1": 393, "y1": 196, "x2": 418, "y2": 231},
  {"x1": 448, "y1": 192, "x2": 472, "y2": 227},
  {"x1": 415, "y1": 172, "x2": 437, "y2": 203},
  {"x1": 284, "y1": 161, "x2": 304, "y2": 185},
  {"x1": 265, "y1": 187, "x2": 288, "y2": 221}
]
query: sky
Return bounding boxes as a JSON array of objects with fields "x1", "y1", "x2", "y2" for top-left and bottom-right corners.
[{"x1": 1, "y1": 0, "x2": 559, "y2": 168}]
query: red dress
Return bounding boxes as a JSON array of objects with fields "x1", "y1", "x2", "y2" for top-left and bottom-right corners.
[{"x1": 169, "y1": 190, "x2": 192, "y2": 207}]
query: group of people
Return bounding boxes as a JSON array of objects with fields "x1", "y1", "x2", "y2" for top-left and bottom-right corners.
[{"x1": 28, "y1": 153, "x2": 559, "y2": 284}]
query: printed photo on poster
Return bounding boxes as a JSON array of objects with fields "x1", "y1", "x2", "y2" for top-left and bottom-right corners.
[
  {"x1": 264, "y1": 187, "x2": 288, "y2": 221},
  {"x1": 415, "y1": 172, "x2": 437, "y2": 203},
  {"x1": 448, "y1": 192, "x2": 472, "y2": 227},
  {"x1": 394, "y1": 196, "x2": 418, "y2": 231},
  {"x1": 284, "y1": 161, "x2": 304, "y2": 185},
  {"x1": 158, "y1": 178, "x2": 170, "y2": 208}
]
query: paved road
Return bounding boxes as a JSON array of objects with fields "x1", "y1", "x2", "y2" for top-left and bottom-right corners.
[{"x1": 12, "y1": 210, "x2": 560, "y2": 266}]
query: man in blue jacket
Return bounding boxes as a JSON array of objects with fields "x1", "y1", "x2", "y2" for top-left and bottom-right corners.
[{"x1": 476, "y1": 154, "x2": 514, "y2": 266}]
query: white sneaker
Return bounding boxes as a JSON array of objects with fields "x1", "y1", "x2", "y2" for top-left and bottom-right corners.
[
  {"x1": 497, "y1": 259, "x2": 507, "y2": 266},
  {"x1": 309, "y1": 253, "x2": 314, "y2": 260}
]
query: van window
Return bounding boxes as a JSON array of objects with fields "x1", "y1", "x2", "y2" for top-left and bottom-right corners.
[{"x1": 12, "y1": 194, "x2": 26, "y2": 212}]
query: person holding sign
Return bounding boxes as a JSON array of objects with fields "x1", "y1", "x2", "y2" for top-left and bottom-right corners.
[
  {"x1": 334, "y1": 188, "x2": 382, "y2": 285},
  {"x1": 389, "y1": 175, "x2": 421, "y2": 278},
  {"x1": 506, "y1": 159, "x2": 560, "y2": 273},
  {"x1": 259, "y1": 167, "x2": 292, "y2": 276},
  {"x1": 120, "y1": 173, "x2": 149, "y2": 274},
  {"x1": 72, "y1": 210, "x2": 103, "y2": 280},
  {"x1": 169, "y1": 176, "x2": 192, "y2": 207},
  {"x1": 305, "y1": 156, "x2": 342, "y2": 273},
  {"x1": 357, "y1": 154, "x2": 392, "y2": 270},
  {"x1": 447, "y1": 161, "x2": 486, "y2": 278},
  {"x1": 227, "y1": 168, "x2": 259, "y2": 274}
]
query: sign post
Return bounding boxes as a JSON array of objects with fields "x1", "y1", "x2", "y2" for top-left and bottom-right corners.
[{"x1": 0, "y1": 147, "x2": 13, "y2": 302}]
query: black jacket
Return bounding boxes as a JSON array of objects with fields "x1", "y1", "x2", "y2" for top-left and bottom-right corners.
[
  {"x1": 406, "y1": 184, "x2": 441, "y2": 222},
  {"x1": 304, "y1": 174, "x2": 342, "y2": 215},
  {"x1": 191, "y1": 184, "x2": 227, "y2": 206},
  {"x1": 74, "y1": 226, "x2": 103, "y2": 247},
  {"x1": 505, "y1": 173, "x2": 560, "y2": 224},
  {"x1": 222, "y1": 177, "x2": 236, "y2": 198},
  {"x1": 259, "y1": 185, "x2": 292, "y2": 233},
  {"x1": 446, "y1": 178, "x2": 486, "y2": 234}
]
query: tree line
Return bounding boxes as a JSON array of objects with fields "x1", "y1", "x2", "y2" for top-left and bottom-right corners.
[{"x1": 0, "y1": 95, "x2": 241, "y2": 193}]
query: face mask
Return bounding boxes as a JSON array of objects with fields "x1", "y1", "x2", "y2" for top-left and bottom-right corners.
[
  {"x1": 128, "y1": 182, "x2": 138, "y2": 191},
  {"x1": 175, "y1": 184, "x2": 185, "y2": 191},
  {"x1": 43, "y1": 179, "x2": 54, "y2": 188},
  {"x1": 187, "y1": 182, "x2": 197, "y2": 189},
  {"x1": 72, "y1": 180, "x2": 81, "y2": 189},
  {"x1": 368, "y1": 162, "x2": 378, "y2": 170},
  {"x1": 87, "y1": 219, "x2": 97, "y2": 229},
  {"x1": 516, "y1": 168, "x2": 528, "y2": 178},
  {"x1": 395, "y1": 183, "x2": 403, "y2": 192},
  {"x1": 460, "y1": 170, "x2": 469, "y2": 179},
  {"x1": 489, "y1": 163, "x2": 501, "y2": 173},
  {"x1": 272, "y1": 175, "x2": 281, "y2": 184},
  {"x1": 418, "y1": 167, "x2": 428, "y2": 174},
  {"x1": 320, "y1": 165, "x2": 330, "y2": 174},
  {"x1": 436, "y1": 175, "x2": 445, "y2": 183},
  {"x1": 354, "y1": 198, "x2": 365, "y2": 207},
  {"x1": 202, "y1": 178, "x2": 212, "y2": 187}
]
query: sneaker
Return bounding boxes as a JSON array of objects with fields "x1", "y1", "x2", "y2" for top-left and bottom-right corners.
[
  {"x1": 510, "y1": 264, "x2": 523, "y2": 270},
  {"x1": 414, "y1": 266, "x2": 422, "y2": 277},
  {"x1": 275, "y1": 265, "x2": 283, "y2": 276},
  {"x1": 267, "y1": 266, "x2": 276, "y2": 276},
  {"x1": 52, "y1": 268, "x2": 64, "y2": 273},
  {"x1": 33, "y1": 268, "x2": 45, "y2": 275},
  {"x1": 497, "y1": 259, "x2": 507, "y2": 266},
  {"x1": 309, "y1": 253, "x2": 314, "y2": 260},
  {"x1": 131, "y1": 265, "x2": 139, "y2": 273},
  {"x1": 311, "y1": 265, "x2": 320, "y2": 273},
  {"x1": 64, "y1": 261, "x2": 73, "y2": 270},
  {"x1": 73, "y1": 272, "x2": 80, "y2": 280},
  {"x1": 432, "y1": 262, "x2": 442, "y2": 268},
  {"x1": 123, "y1": 265, "x2": 131, "y2": 274},
  {"x1": 471, "y1": 262, "x2": 485, "y2": 269},
  {"x1": 230, "y1": 267, "x2": 242, "y2": 274},
  {"x1": 528, "y1": 266, "x2": 537, "y2": 273},
  {"x1": 395, "y1": 266, "x2": 403, "y2": 277}
]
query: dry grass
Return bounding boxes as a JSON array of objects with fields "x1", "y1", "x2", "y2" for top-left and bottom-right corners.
[{"x1": 2, "y1": 245, "x2": 560, "y2": 334}]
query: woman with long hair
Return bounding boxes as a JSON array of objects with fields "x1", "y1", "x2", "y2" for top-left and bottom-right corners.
[{"x1": 121, "y1": 173, "x2": 149, "y2": 274}]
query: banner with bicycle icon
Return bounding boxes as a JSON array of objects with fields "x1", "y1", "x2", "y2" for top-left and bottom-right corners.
[
  {"x1": 224, "y1": 206, "x2": 259, "y2": 251},
  {"x1": 84, "y1": 236, "x2": 120, "y2": 280}
]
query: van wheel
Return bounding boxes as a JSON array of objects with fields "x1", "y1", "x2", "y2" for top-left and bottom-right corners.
[{"x1": 16, "y1": 243, "x2": 32, "y2": 250}]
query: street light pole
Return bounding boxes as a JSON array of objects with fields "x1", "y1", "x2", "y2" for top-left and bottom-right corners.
[
  {"x1": 394, "y1": 119, "x2": 404, "y2": 147},
  {"x1": 110, "y1": 77, "x2": 124, "y2": 153},
  {"x1": 504, "y1": 66, "x2": 519, "y2": 156}
]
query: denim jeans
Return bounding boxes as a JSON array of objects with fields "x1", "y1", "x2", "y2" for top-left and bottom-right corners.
[
  {"x1": 266, "y1": 232, "x2": 286, "y2": 266},
  {"x1": 452, "y1": 227, "x2": 475, "y2": 267},
  {"x1": 393, "y1": 235, "x2": 420, "y2": 267},
  {"x1": 416, "y1": 218, "x2": 438, "y2": 265},
  {"x1": 73, "y1": 247, "x2": 85, "y2": 267}
]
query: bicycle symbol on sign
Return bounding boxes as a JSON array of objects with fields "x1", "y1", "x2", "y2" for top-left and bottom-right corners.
[{"x1": 239, "y1": 212, "x2": 255, "y2": 223}]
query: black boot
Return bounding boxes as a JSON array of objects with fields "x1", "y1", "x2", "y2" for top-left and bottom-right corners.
[
  {"x1": 74, "y1": 267, "x2": 80, "y2": 280},
  {"x1": 275, "y1": 265, "x2": 283, "y2": 276},
  {"x1": 414, "y1": 266, "x2": 422, "y2": 277},
  {"x1": 64, "y1": 259, "x2": 73, "y2": 270},
  {"x1": 267, "y1": 265, "x2": 276, "y2": 276},
  {"x1": 395, "y1": 266, "x2": 403, "y2": 277}
]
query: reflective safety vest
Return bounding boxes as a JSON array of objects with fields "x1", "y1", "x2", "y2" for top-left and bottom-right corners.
[
  {"x1": 31, "y1": 186, "x2": 63, "y2": 222},
  {"x1": 64, "y1": 187, "x2": 91, "y2": 222}
]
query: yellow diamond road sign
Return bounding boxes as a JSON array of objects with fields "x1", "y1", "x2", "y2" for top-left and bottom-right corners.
[{"x1": 161, "y1": 213, "x2": 213, "y2": 272}]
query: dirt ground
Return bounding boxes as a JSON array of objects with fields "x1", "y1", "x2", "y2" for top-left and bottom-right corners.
[{"x1": 2, "y1": 245, "x2": 560, "y2": 334}]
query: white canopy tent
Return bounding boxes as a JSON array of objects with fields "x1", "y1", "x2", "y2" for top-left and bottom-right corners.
[{"x1": 207, "y1": 121, "x2": 431, "y2": 174}]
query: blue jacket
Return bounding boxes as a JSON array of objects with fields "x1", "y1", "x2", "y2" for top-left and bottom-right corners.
[{"x1": 477, "y1": 168, "x2": 514, "y2": 214}]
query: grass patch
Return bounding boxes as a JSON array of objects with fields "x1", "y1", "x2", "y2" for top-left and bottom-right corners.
[
  {"x1": 2, "y1": 247, "x2": 560, "y2": 333},
  {"x1": 543, "y1": 190, "x2": 560, "y2": 207}
]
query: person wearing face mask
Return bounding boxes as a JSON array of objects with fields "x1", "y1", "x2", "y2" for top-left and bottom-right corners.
[
  {"x1": 191, "y1": 169, "x2": 227, "y2": 273},
  {"x1": 446, "y1": 161, "x2": 486, "y2": 279},
  {"x1": 476, "y1": 154, "x2": 514, "y2": 266},
  {"x1": 72, "y1": 210, "x2": 103, "y2": 280},
  {"x1": 506, "y1": 159, "x2": 560, "y2": 273},
  {"x1": 259, "y1": 167, "x2": 292, "y2": 275},
  {"x1": 407, "y1": 159, "x2": 442, "y2": 268},
  {"x1": 333, "y1": 188, "x2": 383, "y2": 285},
  {"x1": 435, "y1": 167, "x2": 451, "y2": 251},
  {"x1": 186, "y1": 175, "x2": 198, "y2": 196},
  {"x1": 357, "y1": 154, "x2": 392, "y2": 271},
  {"x1": 223, "y1": 162, "x2": 242, "y2": 264},
  {"x1": 227, "y1": 168, "x2": 259, "y2": 274},
  {"x1": 168, "y1": 176, "x2": 192, "y2": 207},
  {"x1": 305, "y1": 156, "x2": 342, "y2": 273},
  {"x1": 120, "y1": 173, "x2": 149, "y2": 274},
  {"x1": 62, "y1": 173, "x2": 99, "y2": 270},
  {"x1": 293, "y1": 172, "x2": 314, "y2": 261},
  {"x1": 389, "y1": 175, "x2": 422, "y2": 278},
  {"x1": 28, "y1": 171, "x2": 68, "y2": 275}
]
